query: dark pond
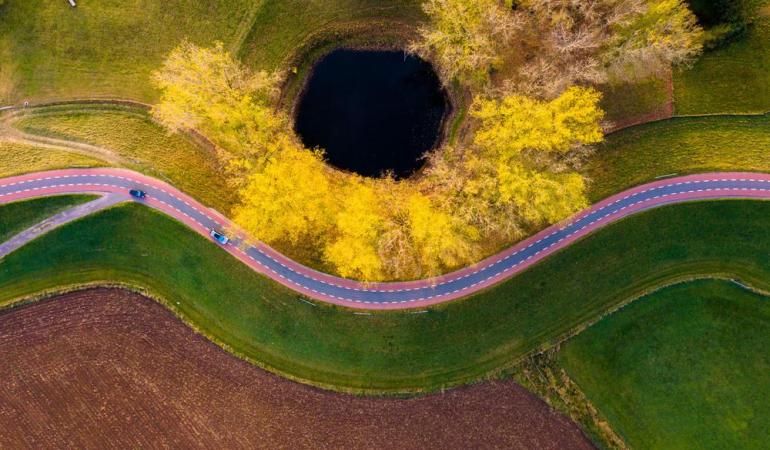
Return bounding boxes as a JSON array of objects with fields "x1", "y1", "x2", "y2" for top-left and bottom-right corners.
[{"x1": 294, "y1": 49, "x2": 449, "y2": 179}]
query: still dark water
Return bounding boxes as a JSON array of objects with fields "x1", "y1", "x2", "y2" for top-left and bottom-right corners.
[{"x1": 294, "y1": 49, "x2": 448, "y2": 178}]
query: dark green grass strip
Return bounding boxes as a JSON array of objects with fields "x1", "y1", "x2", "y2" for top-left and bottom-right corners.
[
  {"x1": 588, "y1": 114, "x2": 770, "y2": 201},
  {"x1": 559, "y1": 280, "x2": 770, "y2": 449},
  {"x1": 0, "y1": 195, "x2": 94, "y2": 242},
  {"x1": 2, "y1": 200, "x2": 770, "y2": 392}
]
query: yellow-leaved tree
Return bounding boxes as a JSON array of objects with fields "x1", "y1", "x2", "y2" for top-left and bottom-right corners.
[
  {"x1": 152, "y1": 41, "x2": 286, "y2": 179},
  {"x1": 324, "y1": 181, "x2": 385, "y2": 280},
  {"x1": 409, "y1": 0, "x2": 520, "y2": 87},
  {"x1": 472, "y1": 86, "x2": 605, "y2": 159},
  {"x1": 603, "y1": 0, "x2": 704, "y2": 81},
  {"x1": 469, "y1": 86, "x2": 604, "y2": 225},
  {"x1": 233, "y1": 145, "x2": 336, "y2": 245},
  {"x1": 496, "y1": 162, "x2": 588, "y2": 223},
  {"x1": 406, "y1": 193, "x2": 479, "y2": 277}
]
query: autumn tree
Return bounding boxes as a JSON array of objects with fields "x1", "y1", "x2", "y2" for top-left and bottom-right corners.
[
  {"x1": 602, "y1": 0, "x2": 704, "y2": 81},
  {"x1": 409, "y1": 0, "x2": 521, "y2": 87},
  {"x1": 324, "y1": 180, "x2": 385, "y2": 280},
  {"x1": 423, "y1": 86, "x2": 603, "y2": 244},
  {"x1": 504, "y1": 0, "x2": 703, "y2": 97},
  {"x1": 472, "y1": 87, "x2": 605, "y2": 161},
  {"x1": 476, "y1": 87, "x2": 603, "y2": 224},
  {"x1": 408, "y1": 0, "x2": 704, "y2": 98},
  {"x1": 152, "y1": 41, "x2": 286, "y2": 181},
  {"x1": 406, "y1": 193, "x2": 479, "y2": 277},
  {"x1": 233, "y1": 145, "x2": 336, "y2": 245}
]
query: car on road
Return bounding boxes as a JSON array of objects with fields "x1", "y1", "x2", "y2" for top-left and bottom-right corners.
[
  {"x1": 210, "y1": 229, "x2": 229, "y2": 245},
  {"x1": 129, "y1": 189, "x2": 147, "y2": 199}
]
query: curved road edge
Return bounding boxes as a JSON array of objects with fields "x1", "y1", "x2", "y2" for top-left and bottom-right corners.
[{"x1": 1, "y1": 168, "x2": 769, "y2": 309}]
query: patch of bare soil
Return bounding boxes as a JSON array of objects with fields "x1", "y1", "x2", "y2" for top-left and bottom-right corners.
[{"x1": 0, "y1": 288, "x2": 594, "y2": 449}]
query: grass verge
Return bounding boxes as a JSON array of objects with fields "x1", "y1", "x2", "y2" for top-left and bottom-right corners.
[
  {"x1": 0, "y1": 195, "x2": 94, "y2": 242},
  {"x1": 10, "y1": 105, "x2": 235, "y2": 211},
  {"x1": 4, "y1": 199, "x2": 770, "y2": 392},
  {"x1": 238, "y1": 0, "x2": 424, "y2": 72},
  {"x1": 559, "y1": 279, "x2": 770, "y2": 449},
  {"x1": 0, "y1": 141, "x2": 105, "y2": 177},
  {"x1": 587, "y1": 113, "x2": 770, "y2": 201}
]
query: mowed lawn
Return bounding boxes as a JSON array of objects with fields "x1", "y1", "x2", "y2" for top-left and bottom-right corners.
[
  {"x1": 674, "y1": 7, "x2": 770, "y2": 114},
  {"x1": 4, "y1": 199, "x2": 770, "y2": 392},
  {"x1": 587, "y1": 114, "x2": 770, "y2": 201},
  {"x1": 0, "y1": 0, "x2": 255, "y2": 103},
  {"x1": 12, "y1": 105, "x2": 235, "y2": 212},
  {"x1": 0, "y1": 195, "x2": 93, "y2": 242},
  {"x1": 560, "y1": 280, "x2": 770, "y2": 449}
]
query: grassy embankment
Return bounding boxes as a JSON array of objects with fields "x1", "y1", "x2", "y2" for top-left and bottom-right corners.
[
  {"x1": 587, "y1": 113, "x2": 770, "y2": 201},
  {"x1": 0, "y1": 141, "x2": 104, "y2": 177},
  {"x1": 559, "y1": 280, "x2": 770, "y2": 449},
  {"x1": 0, "y1": 195, "x2": 94, "y2": 242},
  {"x1": 0, "y1": 0, "x2": 426, "y2": 104},
  {"x1": 10, "y1": 104, "x2": 235, "y2": 212},
  {"x1": 3, "y1": 199, "x2": 770, "y2": 393}
]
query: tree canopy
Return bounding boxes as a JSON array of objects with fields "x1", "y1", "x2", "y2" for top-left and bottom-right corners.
[
  {"x1": 411, "y1": 0, "x2": 704, "y2": 94},
  {"x1": 408, "y1": 0, "x2": 520, "y2": 87}
]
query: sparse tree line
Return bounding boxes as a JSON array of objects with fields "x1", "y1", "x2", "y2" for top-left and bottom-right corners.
[{"x1": 153, "y1": 0, "x2": 704, "y2": 280}]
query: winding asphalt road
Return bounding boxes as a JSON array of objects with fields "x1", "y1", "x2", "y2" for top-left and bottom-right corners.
[{"x1": 2, "y1": 168, "x2": 770, "y2": 309}]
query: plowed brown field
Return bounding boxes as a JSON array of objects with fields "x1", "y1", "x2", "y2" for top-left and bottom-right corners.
[{"x1": 0, "y1": 288, "x2": 594, "y2": 449}]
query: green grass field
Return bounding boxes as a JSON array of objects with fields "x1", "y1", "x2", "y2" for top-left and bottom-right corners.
[
  {"x1": 11, "y1": 105, "x2": 235, "y2": 211},
  {"x1": 560, "y1": 280, "x2": 770, "y2": 449},
  {"x1": 0, "y1": 0, "x2": 425, "y2": 104},
  {"x1": 587, "y1": 113, "x2": 770, "y2": 201},
  {"x1": 0, "y1": 195, "x2": 93, "y2": 242},
  {"x1": 4, "y1": 199, "x2": 770, "y2": 392},
  {"x1": 0, "y1": 0, "x2": 255, "y2": 103},
  {"x1": 674, "y1": 8, "x2": 770, "y2": 114}
]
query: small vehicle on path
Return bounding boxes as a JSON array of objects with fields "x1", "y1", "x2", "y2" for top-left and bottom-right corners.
[
  {"x1": 129, "y1": 189, "x2": 147, "y2": 199},
  {"x1": 210, "y1": 229, "x2": 229, "y2": 245}
]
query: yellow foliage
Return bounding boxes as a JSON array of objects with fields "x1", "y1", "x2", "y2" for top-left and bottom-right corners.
[
  {"x1": 497, "y1": 162, "x2": 588, "y2": 224},
  {"x1": 472, "y1": 86, "x2": 605, "y2": 160},
  {"x1": 460, "y1": 86, "x2": 604, "y2": 227},
  {"x1": 151, "y1": 41, "x2": 286, "y2": 177},
  {"x1": 324, "y1": 181, "x2": 385, "y2": 280},
  {"x1": 604, "y1": 0, "x2": 704, "y2": 81},
  {"x1": 409, "y1": 0, "x2": 519, "y2": 86},
  {"x1": 407, "y1": 193, "x2": 479, "y2": 277},
  {"x1": 233, "y1": 145, "x2": 335, "y2": 245}
]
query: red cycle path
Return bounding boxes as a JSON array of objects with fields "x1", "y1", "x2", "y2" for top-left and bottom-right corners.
[{"x1": 2, "y1": 168, "x2": 770, "y2": 309}]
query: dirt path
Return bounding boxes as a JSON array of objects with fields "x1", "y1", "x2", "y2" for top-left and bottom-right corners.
[
  {"x1": 0, "y1": 288, "x2": 595, "y2": 449},
  {"x1": 0, "y1": 111, "x2": 125, "y2": 165}
]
